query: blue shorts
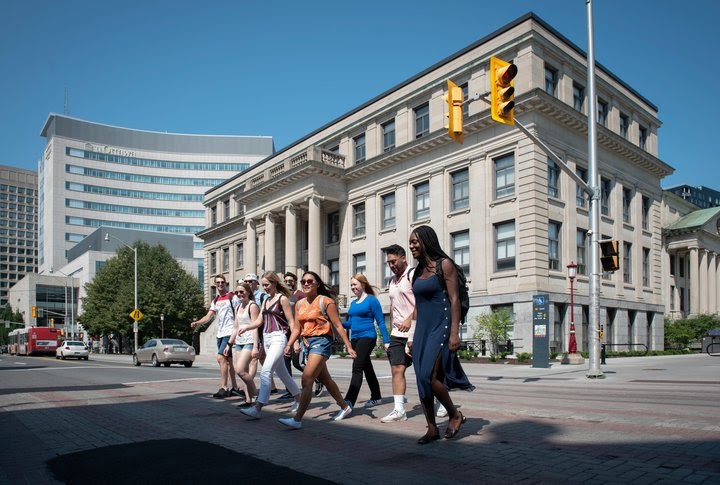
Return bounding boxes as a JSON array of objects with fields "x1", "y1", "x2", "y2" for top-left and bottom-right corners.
[
  {"x1": 303, "y1": 335, "x2": 333, "y2": 358},
  {"x1": 234, "y1": 343, "x2": 254, "y2": 352},
  {"x1": 217, "y1": 336, "x2": 232, "y2": 356}
]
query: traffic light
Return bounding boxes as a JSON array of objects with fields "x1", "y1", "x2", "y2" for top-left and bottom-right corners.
[
  {"x1": 490, "y1": 56, "x2": 518, "y2": 125},
  {"x1": 600, "y1": 240, "x2": 620, "y2": 272},
  {"x1": 49, "y1": 318, "x2": 54, "y2": 328},
  {"x1": 444, "y1": 80, "x2": 464, "y2": 143},
  {"x1": 32, "y1": 306, "x2": 37, "y2": 318}
]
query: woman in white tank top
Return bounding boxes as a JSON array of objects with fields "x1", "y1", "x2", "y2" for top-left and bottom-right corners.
[{"x1": 228, "y1": 282, "x2": 259, "y2": 403}]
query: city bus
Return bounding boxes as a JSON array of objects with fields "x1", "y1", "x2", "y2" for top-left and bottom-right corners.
[{"x1": 8, "y1": 327, "x2": 60, "y2": 356}]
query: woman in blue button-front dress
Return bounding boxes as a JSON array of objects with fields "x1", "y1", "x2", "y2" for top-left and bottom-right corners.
[{"x1": 408, "y1": 225, "x2": 468, "y2": 444}]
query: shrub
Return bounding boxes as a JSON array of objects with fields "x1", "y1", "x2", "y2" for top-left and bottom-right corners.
[
  {"x1": 516, "y1": 352, "x2": 532, "y2": 363},
  {"x1": 374, "y1": 348, "x2": 385, "y2": 358},
  {"x1": 473, "y1": 309, "x2": 514, "y2": 356}
]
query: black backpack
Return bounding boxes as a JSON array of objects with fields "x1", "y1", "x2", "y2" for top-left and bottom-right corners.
[{"x1": 413, "y1": 258, "x2": 470, "y2": 323}]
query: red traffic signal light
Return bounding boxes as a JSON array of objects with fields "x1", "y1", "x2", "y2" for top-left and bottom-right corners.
[
  {"x1": 490, "y1": 56, "x2": 518, "y2": 125},
  {"x1": 600, "y1": 240, "x2": 620, "y2": 272}
]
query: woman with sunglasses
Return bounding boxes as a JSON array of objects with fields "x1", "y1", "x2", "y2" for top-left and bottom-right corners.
[
  {"x1": 277, "y1": 271, "x2": 356, "y2": 429},
  {"x1": 227, "y1": 282, "x2": 259, "y2": 404},
  {"x1": 238, "y1": 272, "x2": 301, "y2": 419}
]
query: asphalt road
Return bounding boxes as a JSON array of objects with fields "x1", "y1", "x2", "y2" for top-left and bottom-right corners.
[{"x1": 0, "y1": 352, "x2": 718, "y2": 484}]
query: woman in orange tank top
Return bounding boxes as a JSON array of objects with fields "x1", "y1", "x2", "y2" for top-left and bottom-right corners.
[{"x1": 277, "y1": 271, "x2": 357, "y2": 429}]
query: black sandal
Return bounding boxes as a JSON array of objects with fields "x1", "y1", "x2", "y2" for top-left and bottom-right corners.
[
  {"x1": 444, "y1": 412, "x2": 466, "y2": 439},
  {"x1": 417, "y1": 425, "x2": 440, "y2": 445}
]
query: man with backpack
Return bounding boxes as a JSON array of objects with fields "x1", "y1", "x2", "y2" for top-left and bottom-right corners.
[{"x1": 191, "y1": 274, "x2": 241, "y2": 398}]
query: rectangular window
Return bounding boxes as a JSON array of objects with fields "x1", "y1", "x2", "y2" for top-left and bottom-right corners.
[
  {"x1": 639, "y1": 126, "x2": 648, "y2": 150},
  {"x1": 548, "y1": 221, "x2": 561, "y2": 270},
  {"x1": 601, "y1": 178, "x2": 612, "y2": 216},
  {"x1": 414, "y1": 181, "x2": 430, "y2": 220},
  {"x1": 496, "y1": 221, "x2": 516, "y2": 271},
  {"x1": 354, "y1": 134, "x2": 366, "y2": 163},
  {"x1": 451, "y1": 168, "x2": 469, "y2": 211},
  {"x1": 670, "y1": 254, "x2": 676, "y2": 277},
  {"x1": 619, "y1": 113, "x2": 629, "y2": 138},
  {"x1": 573, "y1": 83, "x2": 585, "y2": 112},
  {"x1": 544, "y1": 65, "x2": 558, "y2": 96},
  {"x1": 495, "y1": 153, "x2": 515, "y2": 199},
  {"x1": 382, "y1": 192, "x2": 396, "y2": 229},
  {"x1": 547, "y1": 159, "x2": 560, "y2": 197},
  {"x1": 236, "y1": 243, "x2": 244, "y2": 269},
  {"x1": 679, "y1": 256, "x2": 685, "y2": 277},
  {"x1": 209, "y1": 251, "x2": 217, "y2": 275},
  {"x1": 576, "y1": 229, "x2": 588, "y2": 275},
  {"x1": 451, "y1": 230, "x2": 470, "y2": 276},
  {"x1": 623, "y1": 187, "x2": 633, "y2": 223},
  {"x1": 642, "y1": 247, "x2": 650, "y2": 286},
  {"x1": 223, "y1": 199, "x2": 230, "y2": 220},
  {"x1": 327, "y1": 212, "x2": 340, "y2": 244},
  {"x1": 222, "y1": 247, "x2": 229, "y2": 272},
  {"x1": 597, "y1": 99, "x2": 609, "y2": 127},
  {"x1": 576, "y1": 166, "x2": 588, "y2": 207},
  {"x1": 461, "y1": 83, "x2": 469, "y2": 118},
  {"x1": 328, "y1": 259, "x2": 339, "y2": 290},
  {"x1": 623, "y1": 242, "x2": 632, "y2": 283},
  {"x1": 353, "y1": 202, "x2": 366, "y2": 237},
  {"x1": 382, "y1": 120, "x2": 395, "y2": 152},
  {"x1": 381, "y1": 248, "x2": 393, "y2": 289},
  {"x1": 414, "y1": 103, "x2": 430, "y2": 138},
  {"x1": 353, "y1": 253, "x2": 366, "y2": 275},
  {"x1": 642, "y1": 195, "x2": 650, "y2": 230},
  {"x1": 211, "y1": 206, "x2": 217, "y2": 226}
]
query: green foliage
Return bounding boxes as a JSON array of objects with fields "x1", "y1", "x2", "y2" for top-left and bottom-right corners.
[
  {"x1": 458, "y1": 349, "x2": 478, "y2": 360},
  {"x1": 79, "y1": 241, "x2": 206, "y2": 344},
  {"x1": 516, "y1": 352, "x2": 532, "y2": 363},
  {"x1": 664, "y1": 314, "x2": 720, "y2": 349},
  {"x1": 374, "y1": 348, "x2": 385, "y2": 358},
  {"x1": 473, "y1": 308, "x2": 514, "y2": 356}
]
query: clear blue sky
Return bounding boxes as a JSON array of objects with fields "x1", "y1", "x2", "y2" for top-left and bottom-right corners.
[{"x1": 1, "y1": 0, "x2": 716, "y2": 188}]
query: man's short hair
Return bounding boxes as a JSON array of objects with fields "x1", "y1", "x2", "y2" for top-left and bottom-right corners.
[
  {"x1": 284, "y1": 272, "x2": 298, "y2": 280},
  {"x1": 383, "y1": 244, "x2": 406, "y2": 257}
]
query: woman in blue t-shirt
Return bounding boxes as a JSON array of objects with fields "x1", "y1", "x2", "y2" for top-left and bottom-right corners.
[{"x1": 342, "y1": 274, "x2": 390, "y2": 408}]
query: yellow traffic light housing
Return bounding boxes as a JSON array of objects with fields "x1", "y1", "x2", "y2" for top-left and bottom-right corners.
[
  {"x1": 32, "y1": 305, "x2": 38, "y2": 318},
  {"x1": 50, "y1": 318, "x2": 54, "y2": 328},
  {"x1": 444, "y1": 80, "x2": 464, "y2": 143},
  {"x1": 490, "y1": 56, "x2": 518, "y2": 125},
  {"x1": 600, "y1": 240, "x2": 620, "y2": 272}
]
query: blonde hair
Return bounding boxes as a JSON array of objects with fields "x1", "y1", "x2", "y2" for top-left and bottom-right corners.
[{"x1": 262, "y1": 271, "x2": 290, "y2": 298}]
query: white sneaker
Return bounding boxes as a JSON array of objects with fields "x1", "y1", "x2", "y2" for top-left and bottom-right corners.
[
  {"x1": 436, "y1": 404, "x2": 448, "y2": 418},
  {"x1": 240, "y1": 406, "x2": 262, "y2": 419},
  {"x1": 289, "y1": 400, "x2": 300, "y2": 414},
  {"x1": 333, "y1": 405, "x2": 353, "y2": 421},
  {"x1": 278, "y1": 417, "x2": 302, "y2": 429},
  {"x1": 380, "y1": 409, "x2": 407, "y2": 423}
]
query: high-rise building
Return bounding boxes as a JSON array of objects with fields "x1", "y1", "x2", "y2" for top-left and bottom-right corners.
[
  {"x1": 39, "y1": 114, "x2": 274, "y2": 277},
  {"x1": 0, "y1": 165, "x2": 38, "y2": 308},
  {"x1": 665, "y1": 185, "x2": 720, "y2": 209}
]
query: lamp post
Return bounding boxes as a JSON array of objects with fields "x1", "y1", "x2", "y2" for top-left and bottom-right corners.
[
  {"x1": 160, "y1": 312, "x2": 164, "y2": 339},
  {"x1": 50, "y1": 267, "x2": 80, "y2": 340},
  {"x1": 564, "y1": 261, "x2": 584, "y2": 365},
  {"x1": 104, "y1": 233, "x2": 138, "y2": 352}
]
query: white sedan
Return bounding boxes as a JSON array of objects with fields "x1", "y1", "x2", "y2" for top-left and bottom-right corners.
[{"x1": 56, "y1": 340, "x2": 89, "y2": 360}]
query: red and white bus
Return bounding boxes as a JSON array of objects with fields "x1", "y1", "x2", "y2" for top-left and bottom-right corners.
[{"x1": 8, "y1": 327, "x2": 60, "y2": 356}]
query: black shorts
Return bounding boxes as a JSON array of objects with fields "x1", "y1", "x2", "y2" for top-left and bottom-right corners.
[{"x1": 386, "y1": 336, "x2": 412, "y2": 367}]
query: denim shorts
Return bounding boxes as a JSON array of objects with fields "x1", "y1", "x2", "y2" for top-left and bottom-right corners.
[
  {"x1": 217, "y1": 336, "x2": 232, "y2": 356},
  {"x1": 387, "y1": 335, "x2": 412, "y2": 367},
  {"x1": 234, "y1": 343, "x2": 254, "y2": 352},
  {"x1": 304, "y1": 335, "x2": 333, "y2": 358}
]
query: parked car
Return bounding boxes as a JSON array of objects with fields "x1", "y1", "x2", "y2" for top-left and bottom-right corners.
[
  {"x1": 133, "y1": 338, "x2": 195, "y2": 367},
  {"x1": 56, "y1": 340, "x2": 89, "y2": 360}
]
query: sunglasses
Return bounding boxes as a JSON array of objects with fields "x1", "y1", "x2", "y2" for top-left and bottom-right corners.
[
  {"x1": 214, "y1": 281, "x2": 226, "y2": 285},
  {"x1": 301, "y1": 279, "x2": 316, "y2": 285},
  {"x1": 236, "y1": 290, "x2": 247, "y2": 295}
]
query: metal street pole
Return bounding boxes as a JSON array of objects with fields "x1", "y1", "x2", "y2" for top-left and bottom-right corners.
[{"x1": 105, "y1": 233, "x2": 139, "y2": 352}]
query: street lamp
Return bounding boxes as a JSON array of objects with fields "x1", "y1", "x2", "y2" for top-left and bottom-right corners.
[
  {"x1": 160, "y1": 312, "x2": 164, "y2": 339},
  {"x1": 49, "y1": 267, "x2": 80, "y2": 340},
  {"x1": 564, "y1": 262, "x2": 584, "y2": 365},
  {"x1": 104, "y1": 233, "x2": 138, "y2": 352}
]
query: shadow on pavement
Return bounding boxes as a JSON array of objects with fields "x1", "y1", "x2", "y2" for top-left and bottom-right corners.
[{"x1": 47, "y1": 438, "x2": 338, "y2": 484}]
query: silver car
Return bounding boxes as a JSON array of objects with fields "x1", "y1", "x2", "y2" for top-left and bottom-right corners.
[
  {"x1": 56, "y1": 340, "x2": 89, "y2": 360},
  {"x1": 133, "y1": 338, "x2": 195, "y2": 367}
]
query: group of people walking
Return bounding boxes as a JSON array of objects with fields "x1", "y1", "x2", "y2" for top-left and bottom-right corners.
[{"x1": 191, "y1": 225, "x2": 472, "y2": 443}]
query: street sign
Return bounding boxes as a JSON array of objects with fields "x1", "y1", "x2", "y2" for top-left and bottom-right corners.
[{"x1": 130, "y1": 309, "x2": 143, "y2": 321}]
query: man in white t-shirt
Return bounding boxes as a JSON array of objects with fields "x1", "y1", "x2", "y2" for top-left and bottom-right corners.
[
  {"x1": 191, "y1": 274, "x2": 241, "y2": 398},
  {"x1": 380, "y1": 244, "x2": 416, "y2": 423}
]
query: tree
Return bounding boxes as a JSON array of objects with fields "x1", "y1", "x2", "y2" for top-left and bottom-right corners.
[
  {"x1": 80, "y1": 241, "x2": 207, "y2": 346},
  {"x1": 473, "y1": 308, "x2": 514, "y2": 356},
  {"x1": 665, "y1": 314, "x2": 720, "y2": 350}
]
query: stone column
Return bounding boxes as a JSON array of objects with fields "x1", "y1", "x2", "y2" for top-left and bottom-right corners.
[
  {"x1": 690, "y1": 248, "x2": 700, "y2": 316},
  {"x1": 307, "y1": 195, "x2": 322, "y2": 271},
  {"x1": 699, "y1": 250, "x2": 708, "y2": 314},
  {"x1": 710, "y1": 252, "x2": 718, "y2": 315},
  {"x1": 246, "y1": 219, "x2": 257, "y2": 276},
  {"x1": 284, "y1": 204, "x2": 298, "y2": 274},
  {"x1": 264, "y1": 213, "x2": 276, "y2": 273}
]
